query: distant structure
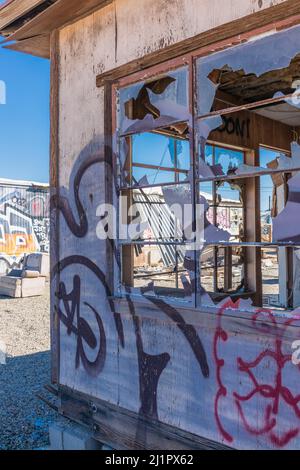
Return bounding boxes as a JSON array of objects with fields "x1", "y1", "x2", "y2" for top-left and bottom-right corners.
[{"x1": 0, "y1": 178, "x2": 49, "y2": 274}]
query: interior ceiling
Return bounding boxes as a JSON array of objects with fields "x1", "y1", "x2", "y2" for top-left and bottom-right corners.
[
  {"x1": 215, "y1": 53, "x2": 300, "y2": 103},
  {"x1": 212, "y1": 52, "x2": 300, "y2": 126},
  {"x1": 254, "y1": 102, "x2": 300, "y2": 127}
]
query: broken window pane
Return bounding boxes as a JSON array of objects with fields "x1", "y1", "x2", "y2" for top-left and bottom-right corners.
[
  {"x1": 200, "y1": 143, "x2": 244, "y2": 179},
  {"x1": 261, "y1": 247, "x2": 300, "y2": 310},
  {"x1": 121, "y1": 243, "x2": 191, "y2": 300},
  {"x1": 196, "y1": 25, "x2": 300, "y2": 117},
  {"x1": 200, "y1": 245, "x2": 246, "y2": 301},
  {"x1": 118, "y1": 66, "x2": 189, "y2": 134},
  {"x1": 272, "y1": 170, "x2": 300, "y2": 244},
  {"x1": 119, "y1": 184, "x2": 192, "y2": 242},
  {"x1": 199, "y1": 179, "x2": 244, "y2": 243},
  {"x1": 196, "y1": 105, "x2": 300, "y2": 180},
  {"x1": 259, "y1": 147, "x2": 290, "y2": 243},
  {"x1": 118, "y1": 130, "x2": 190, "y2": 187},
  {"x1": 261, "y1": 247, "x2": 281, "y2": 308},
  {"x1": 199, "y1": 244, "x2": 300, "y2": 311}
]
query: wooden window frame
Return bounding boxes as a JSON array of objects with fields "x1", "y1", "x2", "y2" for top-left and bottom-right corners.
[
  {"x1": 201, "y1": 143, "x2": 246, "y2": 297},
  {"x1": 112, "y1": 59, "x2": 195, "y2": 304},
  {"x1": 109, "y1": 21, "x2": 300, "y2": 312}
]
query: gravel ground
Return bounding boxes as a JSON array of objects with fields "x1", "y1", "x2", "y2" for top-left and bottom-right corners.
[{"x1": 0, "y1": 284, "x2": 61, "y2": 450}]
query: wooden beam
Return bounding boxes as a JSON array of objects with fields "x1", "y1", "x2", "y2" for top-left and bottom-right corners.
[
  {"x1": 59, "y1": 385, "x2": 233, "y2": 451},
  {"x1": 50, "y1": 28, "x2": 60, "y2": 384},
  {"x1": 0, "y1": 0, "x2": 46, "y2": 30},
  {"x1": 3, "y1": 0, "x2": 113, "y2": 42},
  {"x1": 3, "y1": 34, "x2": 50, "y2": 58},
  {"x1": 96, "y1": 0, "x2": 300, "y2": 87}
]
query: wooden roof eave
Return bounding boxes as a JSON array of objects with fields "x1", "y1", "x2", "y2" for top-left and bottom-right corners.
[
  {"x1": 3, "y1": 35, "x2": 50, "y2": 59},
  {"x1": 2, "y1": 0, "x2": 113, "y2": 42},
  {"x1": 0, "y1": 0, "x2": 55, "y2": 34},
  {"x1": 0, "y1": 0, "x2": 112, "y2": 58},
  {"x1": 0, "y1": 0, "x2": 55, "y2": 58}
]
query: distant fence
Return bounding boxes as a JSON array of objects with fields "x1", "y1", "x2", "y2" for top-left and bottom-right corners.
[{"x1": 0, "y1": 180, "x2": 49, "y2": 274}]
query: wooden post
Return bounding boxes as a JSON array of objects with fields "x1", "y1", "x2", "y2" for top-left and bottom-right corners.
[{"x1": 50, "y1": 28, "x2": 60, "y2": 384}]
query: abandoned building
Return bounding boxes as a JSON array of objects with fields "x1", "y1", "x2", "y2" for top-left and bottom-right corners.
[{"x1": 2, "y1": 0, "x2": 300, "y2": 450}]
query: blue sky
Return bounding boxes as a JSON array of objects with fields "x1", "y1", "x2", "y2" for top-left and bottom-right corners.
[{"x1": 0, "y1": 42, "x2": 50, "y2": 183}]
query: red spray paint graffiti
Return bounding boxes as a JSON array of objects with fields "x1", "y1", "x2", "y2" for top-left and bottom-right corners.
[{"x1": 214, "y1": 299, "x2": 300, "y2": 448}]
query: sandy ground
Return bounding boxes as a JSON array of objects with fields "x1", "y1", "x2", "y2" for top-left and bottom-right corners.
[{"x1": 0, "y1": 284, "x2": 60, "y2": 450}]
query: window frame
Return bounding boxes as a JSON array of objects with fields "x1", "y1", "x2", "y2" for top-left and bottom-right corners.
[
  {"x1": 112, "y1": 59, "x2": 196, "y2": 304},
  {"x1": 111, "y1": 25, "x2": 300, "y2": 312}
]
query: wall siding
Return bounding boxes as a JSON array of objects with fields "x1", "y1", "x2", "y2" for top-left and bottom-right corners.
[{"x1": 52, "y1": 0, "x2": 300, "y2": 450}]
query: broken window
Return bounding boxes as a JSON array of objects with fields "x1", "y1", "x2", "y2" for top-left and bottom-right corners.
[
  {"x1": 119, "y1": 131, "x2": 190, "y2": 187},
  {"x1": 195, "y1": 24, "x2": 300, "y2": 310},
  {"x1": 200, "y1": 246, "x2": 245, "y2": 299},
  {"x1": 118, "y1": 67, "x2": 189, "y2": 135},
  {"x1": 121, "y1": 243, "x2": 189, "y2": 298},
  {"x1": 115, "y1": 24, "x2": 300, "y2": 311},
  {"x1": 196, "y1": 26, "x2": 300, "y2": 117},
  {"x1": 116, "y1": 66, "x2": 193, "y2": 301}
]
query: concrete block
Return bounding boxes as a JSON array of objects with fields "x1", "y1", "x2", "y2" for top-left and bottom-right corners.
[
  {"x1": 49, "y1": 423, "x2": 64, "y2": 450},
  {"x1": 49, "y1": 421, "x2": 103, "y2": 451},
  {"x1": 62, "y1": 427, "x2": 102, "y2": 450}
]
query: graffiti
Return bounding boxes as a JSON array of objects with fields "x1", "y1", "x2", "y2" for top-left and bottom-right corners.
[
  {"x1": 51, "y1": 152, "x2": 110, "y2": 238},
  {"x1": 51, "y1": 144, "x2": 209, "y2": 426},
  {"x1": 218, "y1": 117, "x2": 250, "y2": 139},
  {"x1": 0, "y1": 204, "x2": 39, "y2": 255},
  {"x1": 32, "y1": 218, "x2": 50, "y2": 253},
  {"x1": 147, "y1": 296, "x2": 209, "y2": 379},
  {"x1": 0, "y1": 184, "x2": 50, "y2": 258},
  {"x1": 0, "y1": 254, "x2": 24, "y2": 275},
  {"x1": 51, "y1": 140, "x2": 300, "y2": 450},
  {"x1": 125, "y1": 291, "x2": 171, "y2": 420},
  {"x1": 30, "y1": 195, "x2": 48, "y2": 217},
  {"x1": 214, "y1": 299, "x2": 300, "y2": 448},
  {"x1": 53, "y1": 252, "x2": 170, "y2": 420},
  {"x1": 56, "y1": 274, "x2": 106, "y2": 377},
  {"x1": 53, "y1": 255, "x2": 125, "y2": 367}
]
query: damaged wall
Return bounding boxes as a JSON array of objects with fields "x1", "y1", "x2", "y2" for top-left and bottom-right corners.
[{"x1": 52, "y1": 0, "x2": 300, "y2": 450}]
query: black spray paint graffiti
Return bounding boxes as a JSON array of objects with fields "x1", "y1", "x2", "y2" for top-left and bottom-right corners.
[
  {"x1": 51, "y1": 151, "x2": 110, "y2": 238},
  {"x1": 56, "y1": 273, "x2": 106, "y2": 377},
  {"x1": 124, "y1": 289, "x2": 171, "y2": 419},
  {"x1": 218, "y1": 116, "x2": 250, "y2": 139},
  {"x1": 51, "y1": 142, "x2": 209, "y2": 423},
  {"x1": 51, "y1": 149, "x2": 125, "y2": 348}
]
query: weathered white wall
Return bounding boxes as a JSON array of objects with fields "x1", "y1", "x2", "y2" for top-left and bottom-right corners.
[
  {"x1": 53, "y1": 0, "x2": 300, "y2": 451},
  {"x1": 58, "y1": 0, "x2": 287, "y2": 183}
]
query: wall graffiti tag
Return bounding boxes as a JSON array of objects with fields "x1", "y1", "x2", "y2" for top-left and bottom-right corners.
[
  {"x1": 51, "y1": 146, "x2": 210, "y2": 427},
  {"x1": 0, "y1": 184, "x2": 50, "y2": 256},
  {"x1": 51, "y1": 141, "x2": 300, "y2": 450},
  {"x1": 56, "y1": 273, "x2": 106, "y2": 377},
  {"x1": 214, "y1": 299, "x2": 300, "y2": 448}
]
